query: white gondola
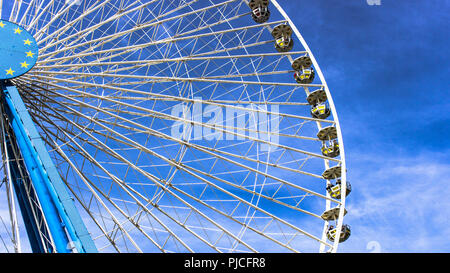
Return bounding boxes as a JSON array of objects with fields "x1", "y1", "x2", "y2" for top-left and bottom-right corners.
[
  {"x1": 326, "y1": 224, "x2": 351, "y2": 243},
  {"x1": 249, "y1": 0, "x2": 270, "y2": 23},
  {"x1": 321, "y1": 207, "x2": 347, "y2": 221},
  {"x1": 311, "y1": 101, "x2": 331, "y2": 119},
  {"x1": 271, "y1": 24, "x2": 294, "y2": 52},
  {"x1": 294, "y1": 67, "x2": 315, "y2": 84},
  {"x1": 308, "y1": 88, "x2": 330, "y2": 118},
  {"x1": 306, "y1": 88, "x2": 327, "y2": 105},
  {"x1": 321, "y1": 139, "x2": 340, "y2": 158},
  {"x1": 292, "y1": 55, "x2": 313, "y2": 70},
  {"x1": 326, "y1": 179, "x2": 352, "y2": 199},
  {"x1": 317, "y1": 126, "x2": 337, "y2": 141},
  {"x1": 322, "y1": 165, "x2": 342, "y2": 180}
]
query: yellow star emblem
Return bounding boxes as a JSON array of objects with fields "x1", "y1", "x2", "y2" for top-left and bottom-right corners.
[
  {"x1": 0, "y1": 22, "x2": 5, "y2": 28},
  {"x1": 6, "y1": 68, "x2": 15, "y2": 76},
  {"x1": 26, "y1": 51, "x2": 34, "y2": 58},
  {"x1": 14, "y1": 27, "x2": 22, "y2": 34},
  {"x1": 20, "y1": 61, "x2": 29, "y2": 68},
  {"x1": 24, "y1": 39, "x2": 32, "y2": 46}
]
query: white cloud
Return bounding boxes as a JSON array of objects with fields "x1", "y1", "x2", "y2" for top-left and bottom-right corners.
[{"x1": 339, "y1": 152, "x2": 450, "y2": 252}]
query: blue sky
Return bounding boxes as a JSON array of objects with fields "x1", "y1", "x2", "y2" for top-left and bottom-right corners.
[{"x1": 279, "y1": 0, "x2": 450, "y2": 252}]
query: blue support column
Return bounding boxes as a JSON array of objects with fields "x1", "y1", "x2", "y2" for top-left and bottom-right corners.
[
  {"x1": 3, "y1": 130, "x2": 51, "y2": 252},
  {"x1": 1, "y1": 83, "x2": 97, "y2": 253}
]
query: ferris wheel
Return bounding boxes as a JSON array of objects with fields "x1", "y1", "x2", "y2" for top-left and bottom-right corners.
[{"x1": 0, "y1": 0, "x2": 350, "y2": 253}]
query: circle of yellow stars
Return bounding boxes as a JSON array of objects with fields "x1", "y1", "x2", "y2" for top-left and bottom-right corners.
[{"x1": 0, "y1": 21, "x2": 36, "y2": 77}]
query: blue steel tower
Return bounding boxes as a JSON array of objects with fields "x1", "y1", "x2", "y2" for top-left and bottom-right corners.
[{"x1": 0, "y1": 20, "x2": 97, "y2": 253}]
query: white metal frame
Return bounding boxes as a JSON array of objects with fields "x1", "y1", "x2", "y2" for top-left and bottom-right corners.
[{"x1": 0, "y1": 0, "x2": 348, "y2": 253}]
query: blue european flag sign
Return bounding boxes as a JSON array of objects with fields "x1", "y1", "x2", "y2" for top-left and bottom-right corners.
[{"x1": 0, "y1": 20, "x2": 38, "y2": 80}]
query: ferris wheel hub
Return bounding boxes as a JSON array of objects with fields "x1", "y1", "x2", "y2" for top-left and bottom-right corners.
[{"x1": 0, "y1": 20, "x2": 38, "y2": 80}]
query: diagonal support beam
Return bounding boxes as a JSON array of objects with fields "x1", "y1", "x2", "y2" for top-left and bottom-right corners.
[{"x1": 1, "y1": 82, "x2": 97, "y2": 253}]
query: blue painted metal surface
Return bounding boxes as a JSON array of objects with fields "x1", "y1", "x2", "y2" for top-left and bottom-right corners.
[
  {"x1": 0, "y1": 20, "x2": 39, "y2": 80},
  {"x1": 1, "y1": 83, "x2": 97, "y2": 253}
]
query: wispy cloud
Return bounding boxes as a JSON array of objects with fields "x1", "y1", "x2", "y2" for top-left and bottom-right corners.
[{"x1": 340, "y1": 152, "x2": 450, "y2": 252}]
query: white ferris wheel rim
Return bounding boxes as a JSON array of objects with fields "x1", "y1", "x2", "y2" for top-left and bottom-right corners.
[
  {"x1": 0, "y1": 0, "x2": 349, "y2": 253},
  {"x1": 269, "y1": 0, "x2": 348, "y2": 253}
]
